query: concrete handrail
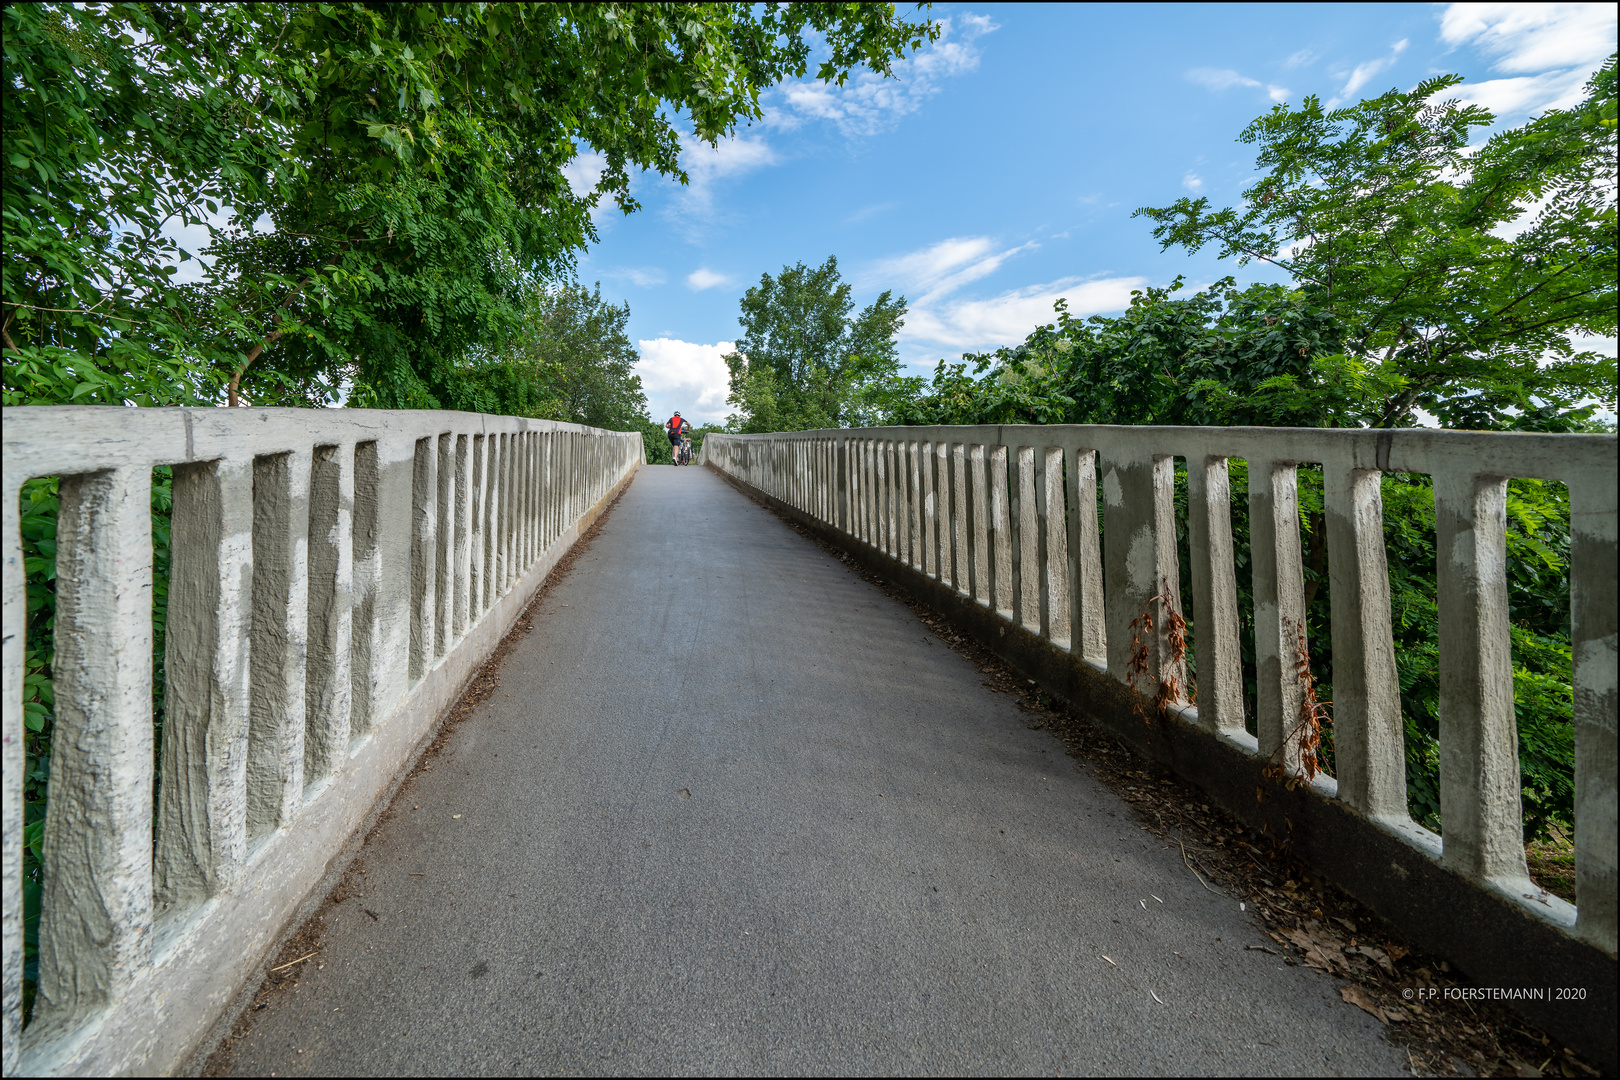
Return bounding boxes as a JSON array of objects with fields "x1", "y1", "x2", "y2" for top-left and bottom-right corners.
[
  {"x1": 2, "y1": 406, "x2": 641, "y2": 1074},
  {"x1": 703, "y1": 425, "x2": 1616, "y2": 959}
]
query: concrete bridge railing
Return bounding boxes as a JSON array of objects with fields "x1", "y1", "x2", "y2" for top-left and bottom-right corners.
[
  {"x1": 704, "y1": 423, "x2": 1617, "y2": 1060},
  {"x1": 2, "y1": 406, "x2": 641, "y2": 1075}
]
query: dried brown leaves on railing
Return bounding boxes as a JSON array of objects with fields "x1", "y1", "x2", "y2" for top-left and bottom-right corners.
[
  {"x1": 1127, "y1": 579, "x2": 1191, "y2": 737},
  {"x1": 1263, "y1": 616, "x2": 1332, "y2": 788}
]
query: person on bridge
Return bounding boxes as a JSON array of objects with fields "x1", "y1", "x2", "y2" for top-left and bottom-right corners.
[{"x1": 666, "y1": 412, "x2": 691, "y2": 464}]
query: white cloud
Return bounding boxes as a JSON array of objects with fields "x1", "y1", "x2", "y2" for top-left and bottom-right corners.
[
  {"x1": 1452, "y1": 67, "x2": 1597, "y2": 118},
  {"x1": 686, "y1": 268, "x2": 732, "y2": 291},
  {"x1": 1186, "y1": 68, "x2": 1290, "y2": 102},
  {"x1": 562, "y1": 151, "x2": 605, "y2": 198},
  {"x1": 1186, "y1": 67, "x2": 1262, "y2": 92},
  {"x1": 1439, "y1": 3, "x2": 1616, "y2": 74},
  {"x1": 603, "y1": 266, "x2": 667, "y2": 288},
  {"x1": 865, "y1": 235, "x2": 1146, "y2": 355},
  {"x1": 1334, "y1": 38, "x2": 1410, "y2": 103},
  {"x1": 771, "y1": 14, "x2": 995, "y2": 137},
  {"x1": 1282, "y1": 49, "x2": 1317, "y2": 69},
  {"x1": 861, "y1": 236, "x2": 1035, "y2": 304},
  {"x1": 1436, "y1": 3, "x2": 1615, "y2": 120},
  {"x1": 903, "y1": 276, "x2": 1149, "y2": 352},
  {"x1": 635, "y1": 338, "x2": 735, "y2": 425},
  {"x1": 1183, "y1": 171, "x2": 1205, "y2": 193},
  {"x1": 561, "y1": 151, "x2": 614, "y2": 223},
  {"x1": 669, "y1": 134, "x2": 778, "y2": 222}
]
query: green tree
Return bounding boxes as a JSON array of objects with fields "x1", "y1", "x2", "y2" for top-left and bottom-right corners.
[
  {"x1": 1132, "y1": 60, "x2": 1618, "y2": 430},
  {"x1": 724, "y1": 255, "x2": 913, "y2": 431},
  {"x1": 454, "y1": 279, "x2": 650, "y2": 430},
  {"x1": 4, "y1": 2, "x2": 939, "y2": 410}
]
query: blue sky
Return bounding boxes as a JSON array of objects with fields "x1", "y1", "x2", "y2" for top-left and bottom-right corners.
[{"x1": 561, "y1": 3, "x2": 1617, "y2": 426}]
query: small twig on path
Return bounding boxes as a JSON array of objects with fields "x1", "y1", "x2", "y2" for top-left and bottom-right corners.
[
  {"x1": 269, "y1": 950, "x2": 319, "y2": 972},
  {"x1": 1180, "y1": 840, "x2": 1220, "y2": 893}
]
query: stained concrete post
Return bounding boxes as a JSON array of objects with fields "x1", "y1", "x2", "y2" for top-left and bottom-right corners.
[
  {"x1": 247, "y1": 450, "x2": 310, "y2": 840},
  {"x1": 305, "y1": 444, "x2": 353, "y2": 785},
  {"x1": 434, "y1": 434, "x2": 453, "y2": 658},
  {"x1": 1570, "y1": 472, "x2": 1618, "y2": 953},
  {"x1": 1102, "y1": 453, "x2": 1185, "y2": 700},
  {"x1": 836, "y1": 439, "x2": 849, "y2": 534},
  {"x1": 1249, "y1": 458, "x2": 1308, "y2": 770},
  {"x1": 498, "y1": 433, "x2": 513, "y2": 592},
  {"x1": 863, "y1": 439, "x2": 876, "y2": 547},
  {"x1": 922, "y1": 442, "x2": 939, "y2": 579},
  {"x1": 1039, "y1": 446, "x2": 1069, "y2": 648},
  {"x1": 349, "y1": 442, "x2": 381, "y2": 737},
  {"x1": 874, "y1": 440, "x2": 888, "y2": 555},
  {"x1": 1435, "y1": 472, "x2": 1530, "y2": 883},
  {"x1": 1186, "y1": 455, "x2": 1245, "y2": 737},
  {"x1": 1017, "y1": 445, "x2": 1041, "y2": 633},
  {"x1": 480, "y1": 435, "x2": 498, "y2": 612},
  {"x1": 32, "y1": 468, "x2": 154, "y2": 1039},
  {"x1": 905, "y1": 442, "x2": 920, "y2": 570},
  {"x1": 156, "y1": 456, "x2": 253, "y2": 914},
  {"x1": 410, "y1": 437, "x2": 437, "y2": 682},
  {"x1": 1325, "y1": 461, "x2": 1404, "y2": 818},
  {"x1": 896, "y1": 441, "x2": 909, "y2": 563},
  {"x1": 989, "y1": 445, "x2": 1012, "y2": 617},
  {"x1": 468, "y1": 435, "x2": 485, "y2": 622},
  {"x1": 1065, "y1": 448, "x2": 1105, "y2": 665},
  {"x1": 453, "y1": 434, "x2": 471, "y2": 641},
  {"x1": 1, "y1": 475, "x2": 22, "y2": 1074},
  {"x1": 970, "y1": 444, "x2": 991, "y2": 609},
  {"x1": 946, "y1": 440, "x2": 959, "y2": 599}
]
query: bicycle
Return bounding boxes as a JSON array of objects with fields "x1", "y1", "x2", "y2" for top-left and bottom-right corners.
[{"x1": 676, "y1": 437, "x2": 693, "y2": 465}]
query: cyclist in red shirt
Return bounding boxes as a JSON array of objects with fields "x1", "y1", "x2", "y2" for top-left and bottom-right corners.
[{"x1": 665, "y1": 412, "x2": 689, "y2": 463}]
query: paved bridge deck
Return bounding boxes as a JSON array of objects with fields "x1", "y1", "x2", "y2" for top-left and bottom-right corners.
[{"x1": 215, "y1": 465, "x2": 1404, "y2": 1076}]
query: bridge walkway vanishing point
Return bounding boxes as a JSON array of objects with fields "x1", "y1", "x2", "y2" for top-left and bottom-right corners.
[{"x1": 214, "y1": 464, "x2": 1406, "y2": 1076}]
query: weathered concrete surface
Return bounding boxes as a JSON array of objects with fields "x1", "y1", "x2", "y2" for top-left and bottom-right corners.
[{"x1": 217, "y1": 466, "x2": 1405, "y2": 1077}]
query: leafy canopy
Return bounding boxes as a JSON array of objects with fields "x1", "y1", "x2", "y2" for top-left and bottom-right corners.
[
  {"x1": 1133, "y1": 60, "x2": 1618, "y2": 430},
  {"x1": 3, "y1": 2, "x2": 939, "y2": 410}
]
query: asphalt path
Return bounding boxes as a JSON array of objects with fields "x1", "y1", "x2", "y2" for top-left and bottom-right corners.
[{"x1": 219, "y1": 464, "x2": 1406, "y2": 1077}]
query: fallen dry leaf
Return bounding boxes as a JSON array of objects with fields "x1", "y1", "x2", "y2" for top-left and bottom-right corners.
[{"x1": 1340, "y1": 983, "x2": 1388, "y2": 1023}]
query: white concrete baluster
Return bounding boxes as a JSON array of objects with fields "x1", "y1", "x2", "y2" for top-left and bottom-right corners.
[
  {"x1": 874, "y1": 441, "x2": 888, "y2": 554},
  {"x1": 156, "y1": 456, "x2": 253, "y2": 915},
  {"x1": 1434, "y1": 472, "x2": 1529, "y2": 883},
  {"x1": 468, "y1": 434, "x2": 486, "y2": 620},
  {"x1": 1325, "y1": 460, "x2": 1404, "y2": 815},
  {"x1": 988, "y1": 445, "x2": 1012, "y2": 617},
  {"x1": 970, "y1": 445, "x2": 992, "y2": 608},
  {"x1": 1569, "y1": 472, "x2": 1618, "y2": 952},
  {"x1": 922, "y1": 442, "x2": 939, "y2": 580},
  {"x1": 305, "y1": 444, "x2": 353, "y2": 785},
  {"x1": 1248, "y1": 458, "x2": 1308, "y2": 769},
  {"x1": 1066, "y1": 448, "x2": 1105, "y2": 665},
  {"x1": 31, "y1": 468, "x2": 154, "y2": 1038},
  {"x1": 1016, "y1": 445, "x2": 1040, "y2": 633},
  {"x1": 349, "y1": 442, "x2": 382, "y2": 736},
  {"x1": 1186, "y1": 454, "x2": 1245, "y2": 737},
  {"x1": 453, "y1": 435, "x2": 471, "y2": 640},
  {"x1": 1039, "y1": 446, "x2": 1069, "y2": 648},
  {"x1": 951, "y1": 443, "x2": 969, "y2": 595},
  {"x1": 410, "y1": 438, "x2": 437, "y2": 681},
  {"x1": 1101, "y1": 452, "x2": 1185, "y2": 701},
  {"x1": 500, "y1": 432, "x2": 515, "y2": 591},
  {"x1": 434, "y1": 434, "x2": 453, "y2": 658},
  {"x1": 247, "y1": 451, "x2": 310, "y2": 840}
]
